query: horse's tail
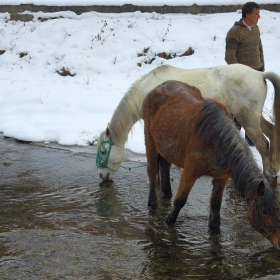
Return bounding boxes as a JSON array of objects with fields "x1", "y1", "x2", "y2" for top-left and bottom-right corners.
[{"x1": 263, "y1": 71, "x2": 280, "y2": 172}]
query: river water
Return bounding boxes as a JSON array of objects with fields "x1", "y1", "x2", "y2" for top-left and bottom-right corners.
[{"x1": 0, "y1": 134, "x2": 280, "y2": 280}]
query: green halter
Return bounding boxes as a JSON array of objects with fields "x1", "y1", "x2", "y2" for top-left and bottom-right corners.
[{"x1": 96, "y1": 139, "x2": 122, "y2": 169}]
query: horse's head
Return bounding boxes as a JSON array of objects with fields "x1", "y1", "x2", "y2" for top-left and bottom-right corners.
[
  {"x1": 247, "y1": 177, "x2": 280, "y2": 249},
  {"x1": 96, "y1": 127, "x2": 124, "y2": 181}
]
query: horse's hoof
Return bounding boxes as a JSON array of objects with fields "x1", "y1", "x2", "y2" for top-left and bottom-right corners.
[
  {"x1": 166, "y1": 215, "x2": 176, "y2": 225},
  {"x1": 148, "y1": 201, "x2": 158, "y2": 209},
  {"x1": 209, "y1": 226, "x2": 221, "y2": 235},
  {"x1": 209, "y1": 216, "x2": 220, "y2": 228}
]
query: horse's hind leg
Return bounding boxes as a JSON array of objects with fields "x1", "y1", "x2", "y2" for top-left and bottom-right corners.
[
  {"x1": 260, "y1": 116, "x2": 275, "y2": 171},
  {"x1": 158, "y1": 154, "x2": 172, "y2": 199},
  {"x1": 166, "y1": 169, "x2": 196, "y2": 224},
  {"x1": 241, "y1": 114, "x2": 274, "y2": 180},
  {"x1": 209, "y1": 177, "x2": 229, "y2": 228},
  {"x1": 261, "y1": 115, "x2": 274, "y2": 141}
]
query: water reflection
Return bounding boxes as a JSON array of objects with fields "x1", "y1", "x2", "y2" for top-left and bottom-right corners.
[
  {"x1": 1, "y1": 135, "x2": 280, "y2": 279},
  {"x1": 141, "y1": 199, "x2": 224, "y2": 279},
  {"x1": 96, "y1": 180, "x2": 119, "y2": 218}
]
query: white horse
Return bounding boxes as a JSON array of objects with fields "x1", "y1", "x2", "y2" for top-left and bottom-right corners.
[{"x1": 96, "y1": 64, "x2": 280, "y2": 181}]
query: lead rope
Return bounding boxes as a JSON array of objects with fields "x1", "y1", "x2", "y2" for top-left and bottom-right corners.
[{"x1": 120, "y1": 164, "x2": 147, "y2": 171}]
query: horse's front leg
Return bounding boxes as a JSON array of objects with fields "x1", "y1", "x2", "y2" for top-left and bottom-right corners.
[
  {"x1": 158, "y1": 154, "x2": 172, "y2": 199},
  {"x1": 147, "y1": 158, "x2": 159, "y2": 208},
  {"x1": 209, "y1": 177, "x2": 229, "y2": 228},
  {"x1": 166, "y1": 169, "x2": 196, "y2": 224},
  {"x1": 144, "y1": 122, "x2": 159, "y2": 209},
  {"x1": 146, "y1": 145, "x2": 159, "y2": 209}
]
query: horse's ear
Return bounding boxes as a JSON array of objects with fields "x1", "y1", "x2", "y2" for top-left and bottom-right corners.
[
  {"x1": 257, "y1": 181, "x2": 265, "y2": 196},
  {"x1": 105, "y1": 126, "x2": 111, "y2": 138},
  {"x1": 270, "y1": 176, "x2": 278, "y2": 190}
]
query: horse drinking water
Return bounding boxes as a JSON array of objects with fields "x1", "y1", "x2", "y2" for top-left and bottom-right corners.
[
  {"x1": 97, "y1": 64, "x2": 280, "y2": 182},
  {"x1": 142, "y1": 80, "x2": 280, "y2": 249}
]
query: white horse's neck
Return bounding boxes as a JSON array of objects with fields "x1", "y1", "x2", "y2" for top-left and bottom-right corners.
[
  {"x1": 107, "y1": 65, "x2": 176, "y2": 146},
  {"x1": 108, "y1": 81, "x2": 144, "y2": 146}
]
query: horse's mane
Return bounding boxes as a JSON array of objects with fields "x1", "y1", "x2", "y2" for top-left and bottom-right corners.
[
  {"x1": 108, "y1": 82, "x2": 143, "y2": 144},
  {"x1": 196, "y1": 99, "x2": 280, "y2": 230},
  {"x1": 108, "y1": 65, "x2": 173, "y2": 144},
  {"x1": 253, "y1": 186, "x2": 279, "y2": 230},
  {"x1": 195, "y1": 99, "x2": 264, "y2": 197}
]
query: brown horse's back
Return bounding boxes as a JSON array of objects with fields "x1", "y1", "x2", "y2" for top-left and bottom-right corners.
[
  {"x1": 142, "y1": 80, "x2": 203, "y2": 118},
  {"x1": 142, "y1": 80, "x2": 231, "y2": 169}
]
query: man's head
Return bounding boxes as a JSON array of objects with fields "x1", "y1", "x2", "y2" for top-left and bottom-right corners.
[{"x1": 242, "y1": 2, "x2": 261, "y2": 25}]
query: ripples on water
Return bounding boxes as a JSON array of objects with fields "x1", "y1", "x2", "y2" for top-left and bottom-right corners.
[{"x1": 1, "y1": 138, "x2": 280, "y2": 279}]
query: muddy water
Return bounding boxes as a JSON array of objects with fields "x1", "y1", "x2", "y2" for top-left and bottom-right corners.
[{"x1": 0, "y1": 134, "x2": 280, "y2": 280}]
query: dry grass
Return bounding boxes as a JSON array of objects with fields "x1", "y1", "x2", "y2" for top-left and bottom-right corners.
[
  {"x1": 56, "y1": 67, "x2": 76, "y2": 77},
  {"x1": 137, "y1": 47, "x2": 194, "y2": 67}
]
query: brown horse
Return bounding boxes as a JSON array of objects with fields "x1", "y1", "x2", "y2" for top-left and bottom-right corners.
[{"x1": 142, "y1": 80, "x2": 280, "y2": 249}]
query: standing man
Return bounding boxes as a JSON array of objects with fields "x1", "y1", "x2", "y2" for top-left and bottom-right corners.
[{"x1": 225, "y1": 2, "x2": 264, "y2": 146}]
